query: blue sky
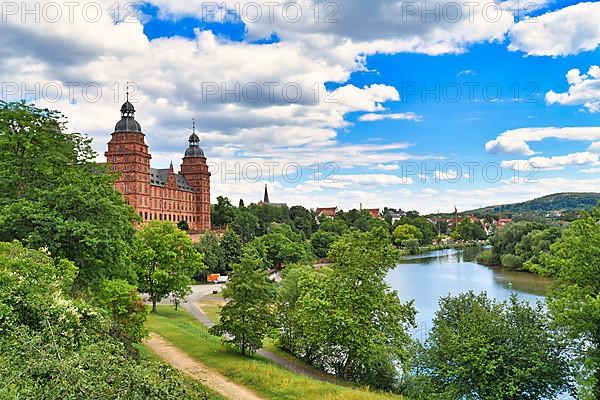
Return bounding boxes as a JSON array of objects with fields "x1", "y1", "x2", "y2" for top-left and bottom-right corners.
[{"x1": 2, "y1": 0, "x2": 599, "y2": 212}]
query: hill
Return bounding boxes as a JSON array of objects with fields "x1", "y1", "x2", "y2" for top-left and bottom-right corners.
[{"x1": 465, "y1": 192, "x2": 600, "y2": 216}]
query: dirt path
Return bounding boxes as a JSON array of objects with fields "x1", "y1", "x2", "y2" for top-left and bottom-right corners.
[{"x1": 145, "y1": 333, "x2": 265, "y2": 400}]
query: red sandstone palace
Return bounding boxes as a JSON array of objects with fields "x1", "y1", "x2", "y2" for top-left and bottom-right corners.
[{"x1": 105, "y1": 100, "x2": 211, "y2": 231}]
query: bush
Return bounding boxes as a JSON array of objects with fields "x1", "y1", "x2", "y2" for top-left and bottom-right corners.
[
  {"x1": 401, "y1": 238, "x2": 421, "y2": 254},
  {"x1": 500, "y1": 253, "x2": 523, "y2": 269},
  {"x1": 475, "y1": 249, "x2": 497, "y2": 266}
]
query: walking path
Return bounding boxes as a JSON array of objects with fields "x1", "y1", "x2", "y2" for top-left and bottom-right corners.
[
  {"x1": 146, "y1": 333, "x2": 265, "y2": 400},
  {"x1": 181, "y1": 285, "x2": 339, "y2": 384}
]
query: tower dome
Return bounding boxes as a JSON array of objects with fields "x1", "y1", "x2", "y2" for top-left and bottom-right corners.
[
  {"x1": 184, "y1": 119, "x2": 205, "y2": 157},
  {"x1": 114, "y1": 100, "x2": 142, "y2": 133}
]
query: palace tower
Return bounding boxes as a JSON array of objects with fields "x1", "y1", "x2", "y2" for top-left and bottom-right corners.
[{"x1": 105, "y1": 100, "x2": 211, "y2": 231}]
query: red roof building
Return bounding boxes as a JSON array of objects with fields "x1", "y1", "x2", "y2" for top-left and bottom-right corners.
[
  {"x1": 367, "y1": 208, "x2": 381, "y2": 218},
  {"x1": 316, "y1": 207, "x2": 338, "y2": 218}
]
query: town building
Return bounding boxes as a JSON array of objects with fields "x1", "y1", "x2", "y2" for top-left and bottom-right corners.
[
  {"x1": 315, "y1": 207, "x2": 338, "y2": 219},
  {"x1": 105, "y1": 100, "x2": 211, "y2": 231},
  {"x1": 258, "y1": 184, "x2": 288, "y2": 207}
]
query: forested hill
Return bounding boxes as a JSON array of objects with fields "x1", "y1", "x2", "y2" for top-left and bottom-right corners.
[{"x1": 466, "y1": 192, "x2": 600, "y2": 215}]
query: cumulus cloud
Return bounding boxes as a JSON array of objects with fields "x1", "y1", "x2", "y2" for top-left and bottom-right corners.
[
  {"x1": 147, "y1": 0, "x2": 514, "y2": 57},
  {"x1": 485, "y1": 127, "x2": 600, "y2": 155},
  {"x1": 508, "y1": 2, "x2": 600, "y2": 56},
  {"x1": 589, "y1": 142, "x2": 600, "y2": 153},
  {"x1": 546, "y1": 66, "x2": 600, "y2": 112},
  {"x1": 485, "y1": 136, "x2": 536, "y2": 156}
]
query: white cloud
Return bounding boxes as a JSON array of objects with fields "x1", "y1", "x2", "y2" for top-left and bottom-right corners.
[
  {"x1": 546, "y1": 66, "x2": 600, "y2": 112},
  {"x1": 371, "y1": 164, "x2": 400, "y2": 171},
  {"x1": 581, "y1": 167, "x2": 600, "y2": 174},
  {"x1": 456, "y1": 69, "x2": 476, "y2": 76},
  {"x1": 421, "y1": 188, "x2": 439, "y2": 195},
  {"x1": 508, "y1": 2, "x2": 600, "y2": 56},
  {"x1": 502, "y1": 152, "x2": 600, "y2": 171},
  {"x1": 485, "y1": 137, "x2": 536, "y2": 156},
  {"x1": 589, "y1": 142, "x2": 600, "y2": 153},
  {"x1": 358, "y1": 112, "x2": 422, "y2": 122},
  {"x1": 148, "y1": 0, "x2": 514, "y2": 57},
  {"x1": 486, "y1": 127, "x2": 600, "y2": 155},
  {"x1": 327, "y1": 174, "x2": 414, "y2": 187}
]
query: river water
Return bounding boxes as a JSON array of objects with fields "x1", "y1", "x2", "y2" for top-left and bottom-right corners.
[{"x1": 386, "y1": 247, "x2": 553, "y2": 341}]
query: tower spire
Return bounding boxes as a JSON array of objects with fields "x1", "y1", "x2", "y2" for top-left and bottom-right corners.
[{"x1": 263, "y1": 184, "x2": 270, "y2": 204}]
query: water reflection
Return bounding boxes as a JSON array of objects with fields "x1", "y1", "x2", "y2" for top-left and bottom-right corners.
[{"x1": 386, "y1": 247, "x2": 552, "y2": 340}]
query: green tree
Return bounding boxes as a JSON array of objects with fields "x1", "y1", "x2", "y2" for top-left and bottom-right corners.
[
  {"x1": 0, "y1": 101, "x2": 138, "y2": 288},
  {"x1": 310, "y1": 230, "x2": 339, "y2": 258},
  {"x1": 248, "y1": 203, "x2": 290, "y2": 236},
  {"x1": 318, "y1": 218, "x2": 348, "y2": 235},
  {"x1": 394, "y1": 215, "x2": 435, "y2": 244},
  {"x1": 533, "y1": 207, "x2": 600, "y2": 398},
  {"x1": 324, "y1": 227, "x2": 416, "y2": 388},
  {"x1": 421, "y1": 292, "x2": 570, "y2": 400},
  {"x1": 289, "y1": 205, "x2": 315, "y2": 238},
  {"x1": 393, "y1": 224, "x2": 423, "y2": 245},
  {"x1": 220, "y1": 228, "x2": 243, "y2": 271},
  {"x1": 196, "y1": 231, "x2": 225, "y2": 274},
  {"x1": 230, "y1": 209, "x2": 260, "y2": 243},
  {"x1": 211, "y1": 196, "x2": 236, "y2": 228},
  {"x1": 135, "y1": 222, "x2": 205, "y2": 312},
  {"x1": 456, "y1": 218, "x2": 487, "y2": 241},
  {"x1": 97, "y1": 279, "x2": 148, "y2": 346},
  {"x1": 0, "y1": 241, "x2": 210, "y2": 399},
  {"x1": 251, "y1": 226, "x2": 312, "y2": 268},
  {"x1": 210, "y1": 250, "x2": 276, "y2": 355},
  {"x1": 489, "y1": 221, "x2": 543, "y2": 267},
  {"x1": 177, "y1": 219, "x2": 190, "y2": 231}
]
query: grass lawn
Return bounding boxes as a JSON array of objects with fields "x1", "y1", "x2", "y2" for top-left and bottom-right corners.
[
  {"x1": 147, "y1": 306, "x2": 403, "y2": 400},
  {"x1": 197, "y1": 292, "x2": 223, "y2": 323},
  {"x1": 196, "y1": 293, "x2": 341, "y2": 384}
]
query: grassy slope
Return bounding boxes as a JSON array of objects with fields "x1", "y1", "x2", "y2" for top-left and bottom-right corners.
[
  {"x1": 198, "y1": 293, "x2": 341, "y2": 383},
  {"x1": 146, "y1": 307, "x2": 402, "y2": 400}
]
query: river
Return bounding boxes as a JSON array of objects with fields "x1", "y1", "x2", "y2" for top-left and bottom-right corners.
[{"x1": 386, "y1": 247, "x2": 553, "y2": 341}]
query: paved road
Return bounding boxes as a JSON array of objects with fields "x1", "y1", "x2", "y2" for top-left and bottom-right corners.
[{"x1": 181, "y1": 284, "x2": 339, "y2": 384}]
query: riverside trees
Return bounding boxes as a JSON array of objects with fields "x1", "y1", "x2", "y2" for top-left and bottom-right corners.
[
  {"x1": 533, "y1": 205, "x2": 600, "y2": 399},
  {"x1": 275, "y1": 228, "x2": 416, "y2": 390},
  {"x1": 406, "y1": 292, "x2": 570, "y2": 400}
]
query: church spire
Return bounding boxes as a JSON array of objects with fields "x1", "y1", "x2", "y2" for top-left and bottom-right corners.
[{"x1": 263, "y1": 184, "x2": 270, "y2": 204}]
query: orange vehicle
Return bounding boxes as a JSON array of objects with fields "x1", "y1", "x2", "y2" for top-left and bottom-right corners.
[{"x1": 207, "y1": 273, "x2": 220, "y2": 283}]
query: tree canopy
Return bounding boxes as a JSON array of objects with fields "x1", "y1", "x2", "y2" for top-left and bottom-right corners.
[
  {"x1": 0, "y1": 101, "x2": 138, "y2": 288},
  {"x1": 135, "y1": 221, "x2": 205, "y2": 312}
]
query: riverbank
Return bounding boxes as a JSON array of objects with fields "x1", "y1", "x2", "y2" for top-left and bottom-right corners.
[{"x1": 398, "y1": 240, "x2": 487, "y2": 256}]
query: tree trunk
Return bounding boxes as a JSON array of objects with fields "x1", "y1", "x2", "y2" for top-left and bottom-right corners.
[
  {"x1": 342, "y1": 354, "x2": 353, "y2": 381},
  {"x1": 152, "y1": 298, "x2": 157, "y2": 313}
]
